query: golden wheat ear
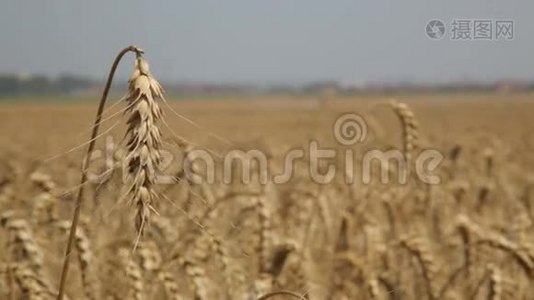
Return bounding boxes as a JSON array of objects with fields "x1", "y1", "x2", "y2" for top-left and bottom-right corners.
[
  {"x1": 123, "y1": 54, "x2": 165, "y2": 240},
  {"x1": 388, "y1": 99, "x2": 419, "y2": 162}
]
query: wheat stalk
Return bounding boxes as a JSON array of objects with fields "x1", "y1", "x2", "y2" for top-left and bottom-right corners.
[
  {"x1": 123, "y1": 53, "x2": 165, "y2": 241},
  {"x1": 12, "y1": 264, "x2": 56, "y2": 300},
  {"x1": 257, "y1": 193, "x2": 273, "y2": 274},
  {"x1": 1, "y1": 211, "x2": 44, "y2": 272},
  {"x1": 158, "y1": 271, "x2": 183, "y2": 300},
  {"x1": 119, "y1": 249, "x2": 145, "y2": 300},
  {"x1": 136, "y1": 240, "x2": 162, "y2": 273},
  {"x1": 57, "y1": 221, "x2": 98, "y2": 300},
  {"x1": 57, "y1": 45, "x2": 144, "y2": 300},
  {"x1": 457, "y1": 215, "x2": 534, "y2": 273},
  {"x1": 401, "y1": 235, "x2": 440, "y2": 299},
  {"x1": 180, "y1": 257, "x2": 209, "y2": 300},
  {"x1": 487, "y1": 264, "x2": 502, "y2": 300},
  {"x1": 389, "y1": 99, "x2": 419, "y2": 162}
]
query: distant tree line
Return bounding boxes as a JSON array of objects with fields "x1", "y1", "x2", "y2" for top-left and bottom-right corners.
[
  {"x1": 0, "y1": 74, "x2": 95, "y2": 96},
  {"x1": 1, "y1": 73, "x2": 533, "y2": 97}
]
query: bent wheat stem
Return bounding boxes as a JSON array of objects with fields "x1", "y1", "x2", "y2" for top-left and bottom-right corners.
[{"x1": 57, "y1": 45, "x2": 143, "y2": 300}]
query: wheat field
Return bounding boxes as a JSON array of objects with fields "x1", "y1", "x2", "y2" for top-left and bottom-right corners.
[{"x1": 0, "y1": 92, "x2": 533, "y2": 299}]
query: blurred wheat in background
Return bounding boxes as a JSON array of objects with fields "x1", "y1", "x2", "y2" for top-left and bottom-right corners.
[{"x1": 1, "y1": 65, "x2": 534, "y2": 299}]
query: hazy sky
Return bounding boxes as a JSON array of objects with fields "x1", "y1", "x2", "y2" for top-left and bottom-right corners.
[{"x1": 1, "y1": 0, "x2": 533, "y2": 85}]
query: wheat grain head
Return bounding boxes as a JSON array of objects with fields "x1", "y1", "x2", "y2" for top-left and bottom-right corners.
[{"x1": 123, "y1": 53, "x2": 165, "y2": 239}]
